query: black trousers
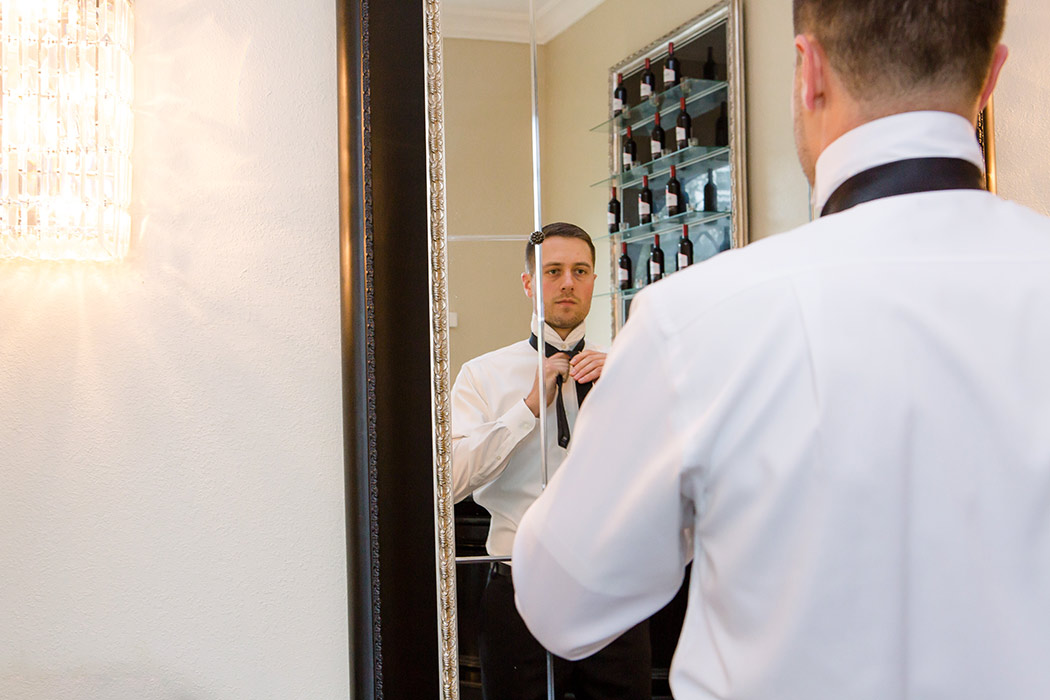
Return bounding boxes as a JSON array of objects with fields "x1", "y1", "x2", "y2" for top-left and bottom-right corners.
[{"x1": 479, "y1": 565, "x2": 652, "y2": 700}]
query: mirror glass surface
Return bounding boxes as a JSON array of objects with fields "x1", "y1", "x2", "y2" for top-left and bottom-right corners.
[{"x1": 440, "y1": 2, "x2": 746, "y2": 698}]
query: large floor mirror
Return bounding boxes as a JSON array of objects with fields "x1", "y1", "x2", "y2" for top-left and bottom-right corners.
[
  {"x1": 434, "y1": 1, "x2": 747, "y2": 699},
  {"x1": 337, "y1": 1, "x2": 997, "y2": 698}
]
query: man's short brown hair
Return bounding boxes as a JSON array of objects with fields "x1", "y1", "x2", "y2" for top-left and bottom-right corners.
[
  {"x1": 793, "y1": 0, "x2": 1007, "y2": 103},
  {"x1": 524, "y1": 222, "x2": 596, "y2": 275}
]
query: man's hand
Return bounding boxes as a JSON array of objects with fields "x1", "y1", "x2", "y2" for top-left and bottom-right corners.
[
  {"x1": 525, "y1": 353, "x2": 571, "y2": 417},
  {"x1": 570, "y1": 350, "x2": 606, "y2": 384}
]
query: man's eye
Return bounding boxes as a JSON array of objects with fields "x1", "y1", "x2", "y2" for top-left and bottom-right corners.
[{"x1": 547, "y1": 269, "x2": 559, "y2": 275}]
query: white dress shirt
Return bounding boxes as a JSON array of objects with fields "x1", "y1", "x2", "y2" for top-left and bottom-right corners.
[
  {"x1": 452, "y1": 316, "x2": 596, "y2": 556},
  {"x1": 513, "y1": 111, "x2": 1050, "y2": 699}
]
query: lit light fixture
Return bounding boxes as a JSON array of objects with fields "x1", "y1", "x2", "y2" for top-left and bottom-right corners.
[{"x1": 1, "y1": 0, "x2": 134, "y2": 261}]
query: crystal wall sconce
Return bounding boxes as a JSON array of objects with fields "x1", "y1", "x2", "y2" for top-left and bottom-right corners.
[{"x1": 0, "y1": 0, "x2": 134, "y2": 261}]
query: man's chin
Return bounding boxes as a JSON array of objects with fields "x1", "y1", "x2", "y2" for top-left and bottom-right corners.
[{"x1": 548, "y1": 312, "x2": 587, "y2": 332}]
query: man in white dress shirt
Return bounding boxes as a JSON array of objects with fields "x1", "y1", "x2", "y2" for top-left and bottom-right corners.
[
  {"x1": 514, "y1": 2, "x2": 1050, "y2": 699},
  {"x1": 451, "y1": 222, "x2": 650, "y2": 699}
]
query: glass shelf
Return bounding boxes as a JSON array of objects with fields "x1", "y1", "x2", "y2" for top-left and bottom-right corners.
[
  {"x1": 592, "y1": 145, "x2": 730, "y2": 190},
  {"x1": 595, "y1": 219, "x2": 732, "y2": 300},
  {"x1": 591, "y1": 78, "x2": 728, "y2": 135},
  {"x1": 595, "y1": 286, "x2": 644, "y2": 302},
  {"x1": 597, "y1": 208, "x2": 731, "y2": 244}
]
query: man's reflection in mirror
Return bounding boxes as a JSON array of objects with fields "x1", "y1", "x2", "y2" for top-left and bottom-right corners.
[{"x1": 451, "y1": 223, "x2": 651, "y2": 700}]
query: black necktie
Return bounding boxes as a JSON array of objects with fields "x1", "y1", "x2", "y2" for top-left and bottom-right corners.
[
  {"x1": 529, "y1": 334, "x2": 592, "y2": 448},
  {"x1": 820, "y1": 157, "x2": 985, "y2": 218}
]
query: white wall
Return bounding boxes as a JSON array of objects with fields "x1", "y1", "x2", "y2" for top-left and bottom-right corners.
[
  {"x1": 0, "y1": 2, "x2": 349, "y2": 699},
  {"x1": 997, "y1": 0, "x2": 1050, "y2": 216}
]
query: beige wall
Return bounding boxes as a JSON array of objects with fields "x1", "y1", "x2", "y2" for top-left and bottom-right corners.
[
  {"x1": 539, "y1": 0, "x2": 811, "y2": 345},
  {"x1": 997, "y1": 0, "x2": 1050, "y2": 216},
  {"x1": 444, "y1": 38, "x2": 537, "y2": 378}
]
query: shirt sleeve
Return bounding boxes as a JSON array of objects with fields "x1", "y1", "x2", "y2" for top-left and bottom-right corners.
[
  {"x1": 511, "y1": 292, "x2": 694, "y2": 660},
  {"x1": 451, "y1": 362, "x2": 538, "y2": 503}
]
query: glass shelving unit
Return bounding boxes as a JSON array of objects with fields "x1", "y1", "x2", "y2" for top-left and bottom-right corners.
[
  {"x1": 598, "y1": 10, "x2": 746, "y2": 336},
  {"x1": 596, "y1": 208, "x2": 731, "y2": 244}
]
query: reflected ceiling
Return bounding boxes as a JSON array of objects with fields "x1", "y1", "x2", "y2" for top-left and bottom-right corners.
[{"x1": 442, "y1": 0, "x2": 606, "y2": 43}]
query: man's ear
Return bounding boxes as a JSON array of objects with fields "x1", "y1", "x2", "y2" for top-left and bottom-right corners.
[
  {"x1": 522, "y1": 271, "x2": 533, "y2": 299},
  {"x1": 979, "y1": 44, "x2": 1009, "y2": 112},
  {"x1": 795, "y1": 34, "x2": 826, "y2": 112}
]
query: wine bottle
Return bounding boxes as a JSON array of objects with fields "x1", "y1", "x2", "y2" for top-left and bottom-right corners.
[
  {"x1": 618, "y1": 242, "x2": 633, "y2": 290},
  {"x1": 623, "y1": 126, "x2": 637, "y2": 171},
  {"x1": 650, "y1": 113, "x2": 666, "y2": 161},
  {"x1": 639, "y1": 175, "x2": 653, "y2": 225},
  {"x1": 640, "y1": 57, "x2": 656, "y2": 100},
  {"x1": 703, "y1": 46, "x2": 717, "y2": 80},
  {"x1": 608, "y1": 187, "x2": 621, "y2": 234},
  {"x1": 613, "y1": 73, "x2": 628, "y2": 116},
  {"x1": 663, "y1": 41, "x2": 681, "y2": 90},
  {"x1": 647, "y1": 234, "x2": 665, "y2": 284},
  {"x1": 677, "y1": 224, "x2": 694, "y2": 271},
  {"x1": 675, "y1": 97, "x2": 691, "y2": 151},
  {"x1": 666, "y1": 165, "x2": 682, "y2": 217},
  {"x1": 703, "y1": 169, "x2": 718, "y2": 212},
  {"x1": 715, "y1": 101, "x2": 729, "y2": 147}
]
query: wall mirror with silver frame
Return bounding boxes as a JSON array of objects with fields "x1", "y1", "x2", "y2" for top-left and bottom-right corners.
[{"x1": 434, "y1": 2, "x2": 747, "y2": 699}]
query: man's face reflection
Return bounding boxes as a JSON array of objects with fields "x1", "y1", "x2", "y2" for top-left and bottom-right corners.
[{"x1": 523, "y1": 236, "x2": 596, "y2": 334}]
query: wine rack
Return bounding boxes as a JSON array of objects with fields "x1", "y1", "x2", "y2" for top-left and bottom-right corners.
[{"x1": 597, "y1": 3, "x2": 747, "y2": 334}]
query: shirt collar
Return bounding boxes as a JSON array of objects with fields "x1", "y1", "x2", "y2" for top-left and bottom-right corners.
[
  {"x1": 812, "y1": 111, "x2": 985, "y2": 215},
  {"x1": 531, "y1": 314, "x2": 586, "y2": 351}
]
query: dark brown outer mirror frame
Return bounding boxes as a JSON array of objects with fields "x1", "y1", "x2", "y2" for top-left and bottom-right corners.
[{"x1": 337, "y1": 0, "x2": 443, "y2": 697}]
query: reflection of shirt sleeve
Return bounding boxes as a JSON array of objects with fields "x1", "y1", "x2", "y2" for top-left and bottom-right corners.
[
  {"x1": 512, "y1": 292, "x2": 694, "y2": 660},
  {"x1": 451, "y1": 363, "x2": 538, "y2": 503}
]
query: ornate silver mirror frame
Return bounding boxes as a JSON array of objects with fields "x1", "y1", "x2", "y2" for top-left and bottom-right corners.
[{"x1": 421, "y1": 2, "x2": 458, "y2": 700}]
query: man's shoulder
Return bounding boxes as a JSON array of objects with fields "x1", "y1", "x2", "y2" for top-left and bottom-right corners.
[
  {"x1": 640, "y1": 191, "x2": 1050, "y2": 335},
  {"x1": 641, "y1": 220, "x2": 829, "y2": 318},
  {"x1": 458, "y1": 338, "x2": 533, "y2": 376}
]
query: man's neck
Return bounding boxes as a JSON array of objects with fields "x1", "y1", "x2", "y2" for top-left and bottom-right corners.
[{"x1": 817, "y1": 98, "x2": 979, "y2": 163}]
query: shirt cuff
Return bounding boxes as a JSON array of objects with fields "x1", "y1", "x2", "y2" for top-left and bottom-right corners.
[{"x1": 501, "y1": 398, "x2": 538, "y2": 441}]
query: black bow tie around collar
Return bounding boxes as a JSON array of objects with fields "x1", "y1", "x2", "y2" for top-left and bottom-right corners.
[
  {"x1": 529, "y1": 333, "x2": 592, "y2": 448},
  {"x1": 820, "y1": 157, "x2": 984, "y2": 218}
]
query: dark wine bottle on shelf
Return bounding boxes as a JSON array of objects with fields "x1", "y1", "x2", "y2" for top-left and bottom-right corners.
[
  {"x1": 650, "y1": 113, "x2": 666, "y2": 161},
  {"x1": 608, "y1": 187, "x2": 621, "y2": 234},
  {"x1": 623, "y1": 126, "x2": 637, "y2": 171},
  {"x1": 663, "y1": 41, "x2": 682, "y2": 90},
  {"x1": 639, "y1": 175, "x2": 653, "y2": 225},
  {"x1": 703, "y1": 46, "x2": 717, "y2": 80},
  {"x1": 677, "y1": 224, "x2": 694, "y2": 271},
  {"x1": 666, "y1": 165, "x2": 682, "y2": 217},
  {"x1": 640, "y1": 58, "x2": 656, "y2": 100},
  {"x1": 613, "y1": 72, "x2": 628, "y2": 116},
  {"x1": 618, "y1": 242, "x2": 633, "y2": 290},
  {"x1": 704, "y1": 169, "x2": 718, "y2": 212},
  {"x1": 715, "y1": 101, "x2": 729, "y2": 147},
  {"x1": 647, "y1": 234, "x2": 665, "y2": 284},
  {"x1": 676, "y1": 97, "x2": 692, "y2": 150}
]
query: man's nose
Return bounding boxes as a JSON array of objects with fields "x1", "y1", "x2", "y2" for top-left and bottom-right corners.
[{"x1": 559, "y1": 271, "x2": 574, "y2": 288}]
